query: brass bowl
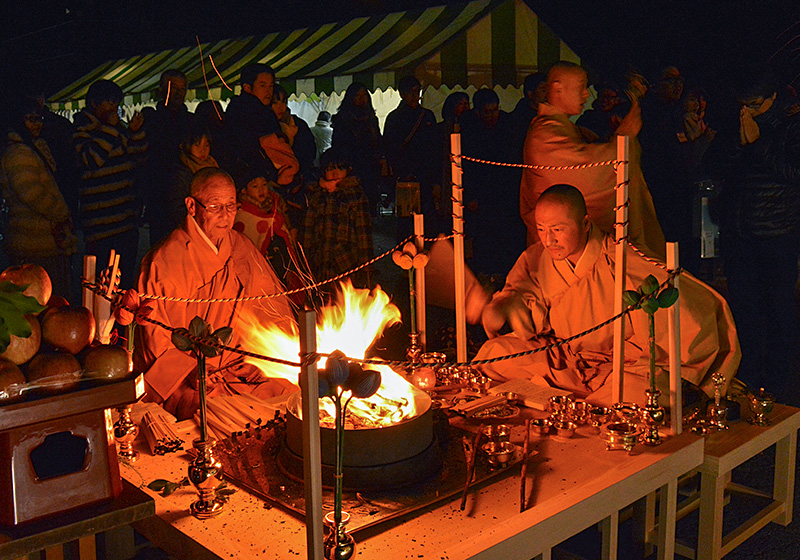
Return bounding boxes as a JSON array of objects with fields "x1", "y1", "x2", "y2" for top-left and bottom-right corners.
[
  {"x1": 589, "y1": 406, "x2": 612, "y2": 428},
  {"x1": 553, "y1": 420, "x2": 577, "y2": 438},
  {"x1": 548, "y1": 395, "x2": 574, "y2": 416},
  {"x1": 612, "y1": 402, "x2": 641, "y2": 424},
  {"x1": 568, "y1": 400, "x2": 591, "y2": 424},
  {"x1": 601, "y1": 421, "x2": 642, "y2": 451},
  {"x1": 530, "y1": 417, "x2": 551, "y2": 436},
  {"x1": 481, "y1": 441, "x2": 517, "y2": 466},
  {"x1": 481, "y1": 424, "x2": 512, "y2": 443}
]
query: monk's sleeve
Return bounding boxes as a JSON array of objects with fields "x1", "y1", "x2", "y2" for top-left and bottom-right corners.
[{"x1": 135, "y1": 255, "x2": 197, "y2": 403}]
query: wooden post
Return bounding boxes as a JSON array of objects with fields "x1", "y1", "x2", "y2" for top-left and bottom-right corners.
[
  {"x1": 612, "y1": 136, "x2": 629, "y2": 403},
  {"x1": 666, "y1": 242, "x2": 683, "y2": 434},
  {"x1": 450, "y1": 132, "x2": 467, "y2": 363},
  {"x1": 299, "y1": 311, "x2": 323, "y2": 560},
  {"x1": 82, "y1": 255, "x2": 96, "y2": 310},
  {"x1": 414, "y1": 213, "x2": 426, "y2": 350}
]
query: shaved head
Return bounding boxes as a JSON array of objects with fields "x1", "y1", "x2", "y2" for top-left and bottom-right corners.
[
  {"x1": 190, "y1": 167, "x2": 235, "y2": 198},
  {"x1": 537, "y1": 184, "x2": 587, "y2": 221},
  {"x1": 546, "y1": 62, "x2": 589, "y2": 116}
]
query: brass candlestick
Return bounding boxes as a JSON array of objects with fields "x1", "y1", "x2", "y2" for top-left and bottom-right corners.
[
  {"x1": 188, "y1": 438, "x2": 224, "y2": 519},
  {"x1": 323, "y1": 510, "x2": 356, "y2": 560},
  {"x1": 706, "y1": 372, "x2": 729, "y2": 430},
  {"x1": 640, "y1": 388, "x2": 665, "y2": 446},
  {"x1": 406, "y1": 331, "x2": 423, "y2": 364},
  {"x1": 113, "y1": 404, "x2": 139, "y2": 461}
]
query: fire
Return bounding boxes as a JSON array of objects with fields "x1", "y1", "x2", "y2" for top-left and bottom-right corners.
[{"x1": 241, "y1": 281, "x2": 418, "y2": 427}]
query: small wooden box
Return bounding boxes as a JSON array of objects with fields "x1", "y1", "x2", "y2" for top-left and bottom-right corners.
[{"x1": 0, "y1": 375, "x2": 145, "y2": 526}]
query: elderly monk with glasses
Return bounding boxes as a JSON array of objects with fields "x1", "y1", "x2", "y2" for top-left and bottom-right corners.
[{"x1": 135, "y1": 167, "x2": 295, "y2": 420}]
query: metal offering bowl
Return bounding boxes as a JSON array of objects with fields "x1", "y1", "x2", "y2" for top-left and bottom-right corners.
[
  {"x1": 601, "y1": 422, "x2": 643, "y2": 452},
  {"x1": 548, "y1": 395, "x2": 574, "y2": 416},
  {"x1": 748, "y1": 388, "x2": 775, "y2": 426},
  {"x1": 612, "y1": 402, "x2": 641, "y2": 424},
  {"x1": 589, "y1": 406, "x2": 612, "y2": 428},
  {"x1": 481, "y1": 424, "x2": 512, "y2": 443},
  {"x1": 530, "y1": 418, "x2": 551, "y2": 436},
  {"x1": 481, "y1": 441, "x2": 517, "y2": 466},
  {"x1": 469, "y1": 375, "x2": 492, "y2": 394},
  {"x1": 568, "y1": 401, "x2": 591, "y2": 424},
  {"x1": 553, "y1": 420, "x2": 577, "y2": 438}
]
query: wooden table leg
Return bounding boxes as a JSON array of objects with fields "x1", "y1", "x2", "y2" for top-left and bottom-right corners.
[
  {"x1": 600, "y1": 513, "x2": 619, "y2": 560},
  {"x1": 657, "y1": 480, "x2": 678, "y2": 560},
  {"x1": 697, "y1": 470, "x2": 725, "y2": 560},
  {"x1": 773, "y1": 430, "x2": 797, "y2": 525}
]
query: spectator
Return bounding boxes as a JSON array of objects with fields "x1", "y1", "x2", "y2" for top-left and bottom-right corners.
[
  {"x1": 152, "y1": 121, "x2": 219, "y2": 247},
  {"x1": 576, "y1": 81, "x2": 626, "y2": 142},
  {"x1": 509, "y1": 72, "x2": 547, "y2": 161},
  {"x1": 383, "y1": 76, "x2": 438, "y2": 226},
  {"x1": 706, "y1": 69, "x2": 800, "y2": 396},
  {"x1": 310, "y1": 110, "x2": 333, "y2": 167},
  {"x1": 73, "y1": 79, "x2": 146, "y2": 287},
  {"x1": 640, "y1": 65, "x2": 703, "y2": 273},
  {"x1": 271, "y1": 84, "x2": 316, "y2": 179},
  {"x1": 233, "y1": 169, "x2": 306, "y2": 306},
  {"x1": 223, "y1": 63, "x2": 298, "y2": 186},
  {"x1": 193, "y1": 100, "x2": 226, "y2": 161},
  {"x1": 302, "y1": 148, "x2": 373, "y2": 290},
  {"x1": 331, "y1": 82, "x2": 383, "y2": 214},
  {"x1": 461, "y1": 87, "x2": 525, "y2": 279},
  {"x1": 1, "y1": 96, "x2": 77, "y2": 298},
  {"x1": 141, "y1": 70, "x2": 192, "y2": 233}
]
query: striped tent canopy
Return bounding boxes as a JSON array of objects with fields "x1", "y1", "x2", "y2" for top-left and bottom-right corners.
[{"x1": 49, "y1": 0, "x2": 580, "y2": 111}]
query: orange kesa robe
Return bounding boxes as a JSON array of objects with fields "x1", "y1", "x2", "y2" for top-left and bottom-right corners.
[
  {"x1": 135, "y1": 216, "x2": 294, "y2": 416},
  {"x1": 476, "y1": 224, "x2": 740, "y2": 406}
]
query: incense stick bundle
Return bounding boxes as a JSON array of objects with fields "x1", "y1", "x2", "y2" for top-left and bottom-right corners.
[
  {"x1": 520, "y1": 419, "x2": 531, "y2": 513},
  {"x1": 194, "y1": 412, "x2": 224, "y2": 442},
  {"x1": 141, "y1": 410, "x2": 185, "y2": 455}
]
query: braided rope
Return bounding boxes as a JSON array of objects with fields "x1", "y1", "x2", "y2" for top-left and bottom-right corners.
[
  {"x1": 88, "y1": 269, "x2": 681, "y2": 373},
  {"x1": 459, "y1": 154, "x2": 623, "y2": 171}
]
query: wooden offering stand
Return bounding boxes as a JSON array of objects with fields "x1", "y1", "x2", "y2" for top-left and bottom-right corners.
[{"x1": 0, "y1": 374, "x2": 145, "y2": 526}]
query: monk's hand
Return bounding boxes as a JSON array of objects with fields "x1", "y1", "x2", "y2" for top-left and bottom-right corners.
[
  {"x1": 482, "y1": 295, "x2": 535, "y2": 340},
  {"x1": 615, "y1": 96, "x2": 642, "y2": 137},
  {"x1": 228, "y1": 362, "x2": 268, "y2": 384}
]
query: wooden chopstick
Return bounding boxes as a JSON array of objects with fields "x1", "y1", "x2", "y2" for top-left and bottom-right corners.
[
  {"x1": 520, "y1": 419, "x2": 531, "y2": 513},
  {"x1": 460, "y1": 424, "x2": 484, "y2": 511}
]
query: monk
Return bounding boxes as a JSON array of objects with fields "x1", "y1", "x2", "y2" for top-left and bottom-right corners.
[
  {"x1": 520, "y1": 61, "x2": 666, "y2": 261},
  {"x1": 135, "y1": 167, "x2": 295, "y2": 419},
  {"x1": 478, "y1": 184, "x2": 740, "y2": 406}
]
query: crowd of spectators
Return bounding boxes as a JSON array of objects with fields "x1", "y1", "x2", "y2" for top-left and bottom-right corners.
[{"x1": 2, "y1": 60, "x2": 799, "y2": 396}]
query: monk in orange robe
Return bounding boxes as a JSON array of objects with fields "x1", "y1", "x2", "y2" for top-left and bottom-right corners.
[
  {"x1": 135, "y1": 167, "x2": 295, "y2": 419},
  {"x1": 478, "y1": 184, "x2": 740, "y2": 407},
  {"x1": 520, "y1": 62, "x2": 666, "y2": 261}
]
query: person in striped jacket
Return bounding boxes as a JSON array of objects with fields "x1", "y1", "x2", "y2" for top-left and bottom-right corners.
[{"x1": 73, "y1": 79, "x2": 146, "y2": 286}]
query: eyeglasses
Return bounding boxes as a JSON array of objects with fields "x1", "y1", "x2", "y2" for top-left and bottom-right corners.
[{"x1": 192, "y1": 197, "x2": 239, "y2": 214}]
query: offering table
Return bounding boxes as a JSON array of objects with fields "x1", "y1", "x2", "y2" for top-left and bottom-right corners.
[{"x1": 122, "y1": 404, "x2": 703, "y2": 560}]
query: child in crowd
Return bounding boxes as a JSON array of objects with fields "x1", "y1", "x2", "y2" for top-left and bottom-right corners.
[
  {"x1": 302, "y1": 149, "x2": 373, "y2": 289},
  {"x1": 233, "y1": 170, "x2": 307, "y2": 305}
]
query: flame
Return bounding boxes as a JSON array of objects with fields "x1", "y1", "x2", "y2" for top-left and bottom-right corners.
[{"x1": 241, "y1": 281, "x2": 418, "y2": 427}]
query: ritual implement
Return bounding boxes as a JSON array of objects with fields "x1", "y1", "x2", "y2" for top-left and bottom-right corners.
[
  {"x1": 520, "y1": 419, "x2": 531, "y2": 513},
  {"x1": 460, "y1": 424, "x2": 484, "y2": 511}
]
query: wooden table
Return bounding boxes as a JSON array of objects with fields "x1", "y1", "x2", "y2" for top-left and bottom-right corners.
[
  {"x1": 0, "y1": 480, "x2": 154, "y2": 560},
  {"x1": 694, "y1": 403, "x2": 800, "y2": 560},
  {"x1": 123, "y1": 410, "x2": 703, "y2": 560}
]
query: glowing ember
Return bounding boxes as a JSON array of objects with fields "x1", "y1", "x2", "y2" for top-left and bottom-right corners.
[{"x1": 241, "y1": 281, "x2": 418, "y2": 427}]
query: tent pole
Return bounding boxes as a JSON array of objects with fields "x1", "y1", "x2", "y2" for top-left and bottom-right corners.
[
  {"x1": 299, "y1": 310, "x2": 323, "y2": 560},
  {"x1": 612, "y1": 135, "x2": 629, "y2": 403},
  {"x1": 666, "y1": 243, "x2": 683, "y2": 434},
  {"x1": 450, "y1": 132, "x2": 467, "y2": 363}
]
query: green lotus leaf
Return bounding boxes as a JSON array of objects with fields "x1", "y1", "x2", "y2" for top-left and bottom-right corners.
[{"x1": 622, "y1": 290, "x2": 642, "y2": 307}]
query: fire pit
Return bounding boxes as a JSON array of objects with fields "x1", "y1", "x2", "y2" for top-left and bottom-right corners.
[{"x1": 279, "y1": 386, "x2": 443, "y2": 490}]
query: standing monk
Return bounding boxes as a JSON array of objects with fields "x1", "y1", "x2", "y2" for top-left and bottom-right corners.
[
  {"x1": 135, "y1": 168, "x2": 295, "y2": 420},
  {"x1": 521, "y1": 62, "x2": 665, "y2": 260}
]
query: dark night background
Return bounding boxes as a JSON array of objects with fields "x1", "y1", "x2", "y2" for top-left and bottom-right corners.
[{"x1": 4, "y1": 0, "x2": 800, "y2": 104}]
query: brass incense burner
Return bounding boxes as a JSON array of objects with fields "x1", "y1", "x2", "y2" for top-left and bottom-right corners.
[{"x1": 601, "y1": 422, "x2": 643, "y2": 452}]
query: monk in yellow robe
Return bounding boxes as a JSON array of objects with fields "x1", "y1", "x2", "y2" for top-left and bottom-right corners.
[
  {"x1": 520, "y1": 62, "x2": 666, "y2": 261},
  {"x1": 135, "y1": 167, "x2": 295, "y2": 419},
  {"x1": 478, "y1": 184, "x2": 740, "y2": 406}
]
